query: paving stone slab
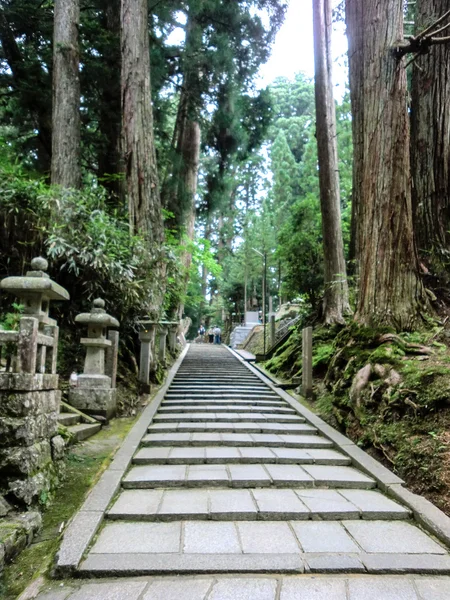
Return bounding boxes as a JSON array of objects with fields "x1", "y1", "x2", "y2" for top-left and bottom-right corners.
[
  {"x1": 280, "y1": 577, "x2": 348, "y2": 599},
  {"x1": 302, "y1": 465, "x2": 376, "y2": 489},
  {"x1": 69, "y1": 581, "x2": 148, "y2": 600},
  {"x1": 187, "y1": 465, "x2": 230, "y2": 486},
  {"x1": 237, "y1": 522, "x2": 301, "y2": 554},
  {"x1": 90, "y1": 522, "x2": 181, "y2": 554},
  {"x1": 339, "y1": 489, "x2": 410, "y2": 519},
  {"x1": 305, "y1": 554, "x2": 365, "y2": 573},
  {"x1": 208, "y1": 578, "x2": 277, "y2": 600},
  {"x1": 348, "y1": 576, "x2": 420, "y2": 599},
  {"x1": 229, "y1": 464, "x2": 272, "y2": 487},
  {"x1": 158, "y1": 490, "x2": 209, "y2": 519},
  {"x1": 252, "y1": 489, "x2": 309, "y2": 520},
  {"x1": 209, "y1": 489, "x2": 257, "y2": 520},
  {"x1": 414, "y1": 577, "x2": 450, "y2": 599},
  {"x1": 123, "y1": 465, "x2": 187, "y2": 488},
  {"x1": 264, "y1": 464, "x2": 314, "y2": 487},
  {"x1": 291, "y1": 522, "x2": 360, "y2": 553},
  {"x1": 142, "y1": 579, "x2": 213, "y2": 600},
  {"x1": 295, "y1": 489, "x2": 360, "y2": 519},
  {"x1": 343, "y1": 521, "x2": 447, "y2": 554},
  {"x1": 183, "y1": 522, "x2": 241, "y2": 554},
  {"x1": 108, "y1": 490, "x2": 163, "y2": 520}
]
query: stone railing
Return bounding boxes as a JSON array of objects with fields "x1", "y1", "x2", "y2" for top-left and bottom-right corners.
[{"x1": 0, "y1": 318, "x2": 58, "y2": 375}]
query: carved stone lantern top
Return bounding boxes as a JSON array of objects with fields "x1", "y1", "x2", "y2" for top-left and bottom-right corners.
[
  {"x1": 0, "y1": 257, "x2": 69, "y2": 327},
  {"x1": 75, "y1": 298, "x2": 119, "y2": 330}
]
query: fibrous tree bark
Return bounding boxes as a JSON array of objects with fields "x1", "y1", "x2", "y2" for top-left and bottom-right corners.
[
  {"x1": 121, "y1": 0, "x2": 164, "y2": 245},
  {"x1": 312, "y1": 0, "x2": 351, "y2": 324},
  {"x1": 51, "y1": 0, "x2": 81, "y2": 188},
  {"x1": 346, "y1": 0, "x2": 428, "y2": 330},
  {"x1": 411, "y1": 0, "x2": 450, "y2": 256}
]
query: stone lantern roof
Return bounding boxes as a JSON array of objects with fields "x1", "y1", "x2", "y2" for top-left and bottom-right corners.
[{"x1": 75, "y1": 298, "x2": 119, "y2": 329}]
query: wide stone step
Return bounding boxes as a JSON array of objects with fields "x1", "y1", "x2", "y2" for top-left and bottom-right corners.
[
  {"x1": 107, "y1": 488, "x2": 410, "y2": 521},
  {"x1": 158, "y1": 405, "x2": 295, "y2": 414},
  {"x1": 165, "y1": 394, "x2": 280, "y2": 400},
  {"x1": 133, "y1": 446, "x2": 350, "y2": 466},
  {"x1": 68, "y1": 422, "x2": 102, "y2": 442},
  {"x1": 162, "y1": 400, "x2": 287, "y2": 409},
  {"x1": 152, "y1": 413, "x2": 304, "y2": 424},
  {"x1": 58, "y1": 412, "x2": 80, "y2": 427},
  {"x1": 122, "y1": 464, "x2": 376, "y2": 489},
  {"x1": 147, "y1": 423, "x2": 313, "y2": 435},
  {"x1": 142, "y1": 432, "x2": 333, "y2": 448},
  {"x1": 80, "y1": 519, "x2": 448, "y2": 575}
]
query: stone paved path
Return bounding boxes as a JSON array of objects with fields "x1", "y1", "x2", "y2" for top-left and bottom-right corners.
[{"x1": 46, "y1": 345, "x2": 450, "y2": 597}]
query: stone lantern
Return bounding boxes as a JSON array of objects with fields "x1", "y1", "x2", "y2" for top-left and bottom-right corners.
[
  {"x1": 69, "y1": 298, "x2": 119, "y2": 420},
  {"x1": 137, "y1": 319, "x2": 158, "y2": 393},
  {"x1": 167, "y1": 321, "x2": 179, "y2": 353}
]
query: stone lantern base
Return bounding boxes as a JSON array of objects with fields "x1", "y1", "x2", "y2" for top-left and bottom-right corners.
[{"x1": 68, "y1": 374, "x2": 116, "y2": 420}]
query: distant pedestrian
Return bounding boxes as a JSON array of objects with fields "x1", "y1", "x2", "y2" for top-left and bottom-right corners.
[
  {"x1": 207, "y1": 327, "x2": 214, "y2": 344},
  {"x1": 213, "y1": 325, "x2": 221, "y2": 344}
]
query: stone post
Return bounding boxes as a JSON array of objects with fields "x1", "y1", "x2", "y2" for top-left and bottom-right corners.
[
  {"x1": 69, "y1": 299, "x2": 119, "y2": 420},
  {"x1": 301, "y1": 326, "x2": 313, "y2": 399},
  {"x1": 105, "y1": 330, "x2": 119, "y2": 388},
  {"x1": 168, "y1": 321, "x2": 179, "y2": 353},
  {"x1": 158, "y1": 322, "x2": 170, "y2": 366},
  {"x1": 137, "y1": 320, "x2": 157, "y2": 393},
  {"x1": 0, "y1": 257, "x2": 69, "y2": 506},
  {"x1": 270, "y1": 315, "x2": 276, "y2": 348}
]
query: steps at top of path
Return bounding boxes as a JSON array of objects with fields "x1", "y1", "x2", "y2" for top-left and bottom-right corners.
[{"x1": 63, "y1": 344, "x2": 450, "y2": 579}]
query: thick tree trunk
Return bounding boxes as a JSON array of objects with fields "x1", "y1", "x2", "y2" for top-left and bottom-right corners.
[
  {"x1": 121, "y1": 0, "x2": 164, "y2": 245},
  {"x1": 313, "y1": 0, "x2": 351, "y2": 324},
  {"x1": 98, "y1": 0, "x2": 123, "y2": 201},
  {"x1": 411, "y1": 0, "x2": 450, "y2": 256},
  {"x1": 346, "y1": 0, "x2": 428, "y2": 330},
  {"x1": 51, "y1": 0, "x2": 81, "y2": 188}
]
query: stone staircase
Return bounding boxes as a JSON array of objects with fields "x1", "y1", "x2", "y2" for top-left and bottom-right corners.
[
  {"x1": 57, "y1": 404, "x2": 102, "y2": 443},
  {"x1": 71, "y1": 345, "x2": 450, "y2": 576}
]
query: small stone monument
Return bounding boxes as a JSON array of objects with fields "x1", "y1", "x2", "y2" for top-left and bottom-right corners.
[
  {"x1": 167, "y1": 321, "x2": 179, "y2": 353},
  {"x1": 137, "y1": 319, "x2": 158, "y2": 393},
  {"x1": 69, "y1": 298, "x2": 119, "y2": 420},
  {"x1": 0, "y1": 257, "x2": 69, "y2": 506}
]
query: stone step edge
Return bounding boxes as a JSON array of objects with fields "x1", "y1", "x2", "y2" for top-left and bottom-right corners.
[{"x1": 78, "y1": 552, "x2": 450, "y2": 576}]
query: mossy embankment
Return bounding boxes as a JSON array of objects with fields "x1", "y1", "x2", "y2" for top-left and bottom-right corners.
[
  {"x1": 0, "y1": 417, "x2": 135, "y2": 600},
  {"x1": 264, "y1": 320, "x2": 450, "y2": 516}
]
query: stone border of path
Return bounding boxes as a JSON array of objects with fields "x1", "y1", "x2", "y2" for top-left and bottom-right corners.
[
  {"x1": 226, "y1": 345, "x2": 450, "y2": 550},
  {"x1": 55, "y1": 345, "x2": 190, "y2": 577}
]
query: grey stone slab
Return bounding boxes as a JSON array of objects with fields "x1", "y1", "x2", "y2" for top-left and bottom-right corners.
[
  {"x1": 229, "y1": 464, "x2": 272, "y2": 487},
  {"x1": 415, "y1": 577, "x2": 450, "y2": 599},
  {"x1": 90, "y1": 522, "x2": 181, "y2": 554},
  {"x1": 291, "y1": 522, "x2": 360, "y2": 553},
  {"x1": 170, "y1": 447, "x2": 206, "y2": 462},
  {"x1": 108, "y1": 490, "x2": 163, "y2": 519},
  {"x1": 302, "y1": 465, "x2": 376, "y2": 488},
  {"x1": 192, "y1": 433, "x2": 226, "y2": 444},
  {"x1": 123, "y1": 465, "x2": 187, "y2": 488},
  {"x1": 205, "y1": 447, "x2": 241, "y2": 461},
  {"x1": 183, "y1": 522, "x2": 241, "y2": 554},
  {"x1": 79, "y1": 552, "x2": 304, "y2": 574},
  {"x1": 306, "y1": 554, "x2": 365, "y2": 573},
  {"x1": 272, "y1": 448, "x2": 312, "y2": 462},
  {"x1": 133, "y1": 448, "x2": 172, "y2": 464},
  {"x1": 238, "y1": 522, "x2": 301, "y2": 554},
  {"x1": 56, "y1": 511, "x2": 103, "y2": 575},
  {"x1": 348, "y1": 577, "x2": 419, "y2": 599},
  {"x1": 279, "y1": 435, "x2": 333, "y2": 448},
  {"x1": 343, "y1": 520, "x2": 447, "y2": 554},
  {"x1": 158, "y1": 490, "x2": 209, "y2": 518},
  {"x1": 209, "y1": 489, "x2": 257, "y2": 519},
  {"x1": 143, "y1": 579, "x2": 213, "y2": 600},
  {"x1": 264, "y1": 464, "x2": 314, "y2": 486},
  {"x1": 339, "y1": 489, "x2": 410, "y2": 519},
  {"x1": 295, "y1": 489, "x2": 360, "y2": 519},
  {"x1": 238, "y1": 447, "x2": 277, "y2": 461},
  {"x1": 252, "y1": 489, "x2": 309, "y2": 519},
  {"x1": 280, "y1": 577, "x2": 348, "y2": 599},
  {"x1": 220, "y1": 433, "x2": 254, "y2": 445},
  {"x1": 187, "y1": 465, "x2": 229, "y2": 485},
  {"x1": 149, "y1": 422, "x2": 180, "y2": 430},
  {"x1": 305, "y1": 449, "x2": 351, "y2": 465},
  {"x1": 81, "y1": 469, "x2": 123, "y2": 512},
  {"x1": 69, "y1": 581, "x2": 148, "y2": 600},
  {"x1": 209, "y1": 578, "x2": 278, "y2": 600},
  {"x1": 251, "y1": 434, "x2": 285, "y2": 445},
  {"x1": 34, "y1": 589, "x2": 75, "y2": 600}
]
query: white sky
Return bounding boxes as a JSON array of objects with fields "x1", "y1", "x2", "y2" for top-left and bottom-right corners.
[{"x1": 257, "y1": 0, "x2": 348, "y2": 94}]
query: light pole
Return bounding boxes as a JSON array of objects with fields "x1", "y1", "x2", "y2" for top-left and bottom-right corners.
[{"x1": 252, "y1": 248, "x2": 267, "y2": 356}]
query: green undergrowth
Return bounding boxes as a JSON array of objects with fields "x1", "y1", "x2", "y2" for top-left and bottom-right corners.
[
  {"x1": 0, "y1": 417, "x2": 135, "y2": 600},
  {"x1": 264, "y1": 319, "x2": 450, "y2": 515}
]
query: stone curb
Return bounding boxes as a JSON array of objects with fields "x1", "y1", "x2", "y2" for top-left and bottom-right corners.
[
  {"x1": 226, "y1": 345, "x2": 450, "y2": 549},
  {"x1": 54, "y1": 344, "x2": 190, "y2": 577}
]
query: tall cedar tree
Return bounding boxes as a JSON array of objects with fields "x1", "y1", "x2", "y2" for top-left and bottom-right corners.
[
  {"x1": 313, "y1": 0, "x2": 351, "y2": 324},
  {"x1": 411, "y1": 0, "x2": 450, "y2": 257},
  {"x1": 121, "y1": 0, "x2": 164, "y2": 247},
  {"x1": 51, "y1": 0, "x2": 81, "y2": 188},
  {"x1": 346, "y1": 0, "x2": 428, "y2": 329}
]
